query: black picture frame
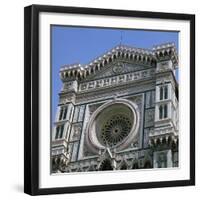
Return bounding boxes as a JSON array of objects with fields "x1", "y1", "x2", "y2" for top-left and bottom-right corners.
[{"x1": 24, "y1": 4, "x2": 195, "y2": 196}]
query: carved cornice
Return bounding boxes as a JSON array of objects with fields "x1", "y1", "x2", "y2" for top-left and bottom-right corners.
[
  {"x1": 59, "y1": 43, "x2": 178, "y2": 82},
  {"x1": 148, "y1": 126, "x2": 178, "y2": 148},
  {"x1": 153, "y1": 43, "x2": 178, "y2": 66},
  {"x1": 78, "y1": 68, "x2": 155, "y2": 93}
]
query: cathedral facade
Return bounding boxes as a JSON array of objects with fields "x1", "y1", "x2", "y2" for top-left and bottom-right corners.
[{"x1": 51, "y1": 43, "x2": 179, "y2": 173}]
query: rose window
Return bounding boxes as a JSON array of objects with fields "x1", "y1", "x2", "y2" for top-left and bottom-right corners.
[
  {"x1": 86, "y1": 99, "x2": 140, "y2": 154},
  {"x1": 101, "y1": 114, "x2": 132, "y2": 146}
]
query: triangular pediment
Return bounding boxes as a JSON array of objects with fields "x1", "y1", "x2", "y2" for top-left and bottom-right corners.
[
  {"x1": 60, "y1": 43, "x2": 178, "y2": 82},
  {"x1": 84, "y1": 60, "x2": 152, "y2": 81}
]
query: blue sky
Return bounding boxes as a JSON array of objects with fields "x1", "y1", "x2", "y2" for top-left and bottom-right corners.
[{"x1": 51, "y1": 26, "x2": 178, "y2": 124}]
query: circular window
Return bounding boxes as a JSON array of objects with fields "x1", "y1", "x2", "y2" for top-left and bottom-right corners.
[
  {"x1": 101, "y1": 114, "x2": 132, "y2": 146},
  {"x1": 86, "y1": 99, "x2": 140, "y2": 154}
]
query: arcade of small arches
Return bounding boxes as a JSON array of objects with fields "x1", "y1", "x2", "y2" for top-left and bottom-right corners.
[
  {"x1": 60, "y1": 43, "x2": 178, "y2": 81},
  {"x1": 149, "y1": 135, "x2": 178, "y2": 149}
]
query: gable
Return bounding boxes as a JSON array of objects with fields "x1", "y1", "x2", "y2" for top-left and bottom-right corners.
[
  {"x1": 84, "y1": 60, "x2": 152, "y2": 81},
  {"x1": 60, "y1": 43, "x2": 178, "y2": 82}
]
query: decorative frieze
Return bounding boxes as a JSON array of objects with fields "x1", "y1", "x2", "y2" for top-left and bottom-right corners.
[{"x1": 79, "y1": 68, "x2": 155, "y2": 92}]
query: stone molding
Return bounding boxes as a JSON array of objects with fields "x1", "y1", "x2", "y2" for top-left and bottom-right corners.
[
  {"x1": 85, "y1": 99, "x2": 140, "y2": 154},
  {"x1": 78, "y1": 68, "x2": 155, "y2": 93},
  {"x1": 59, "y1": 43, "x2": 178, "y2": 81}
]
